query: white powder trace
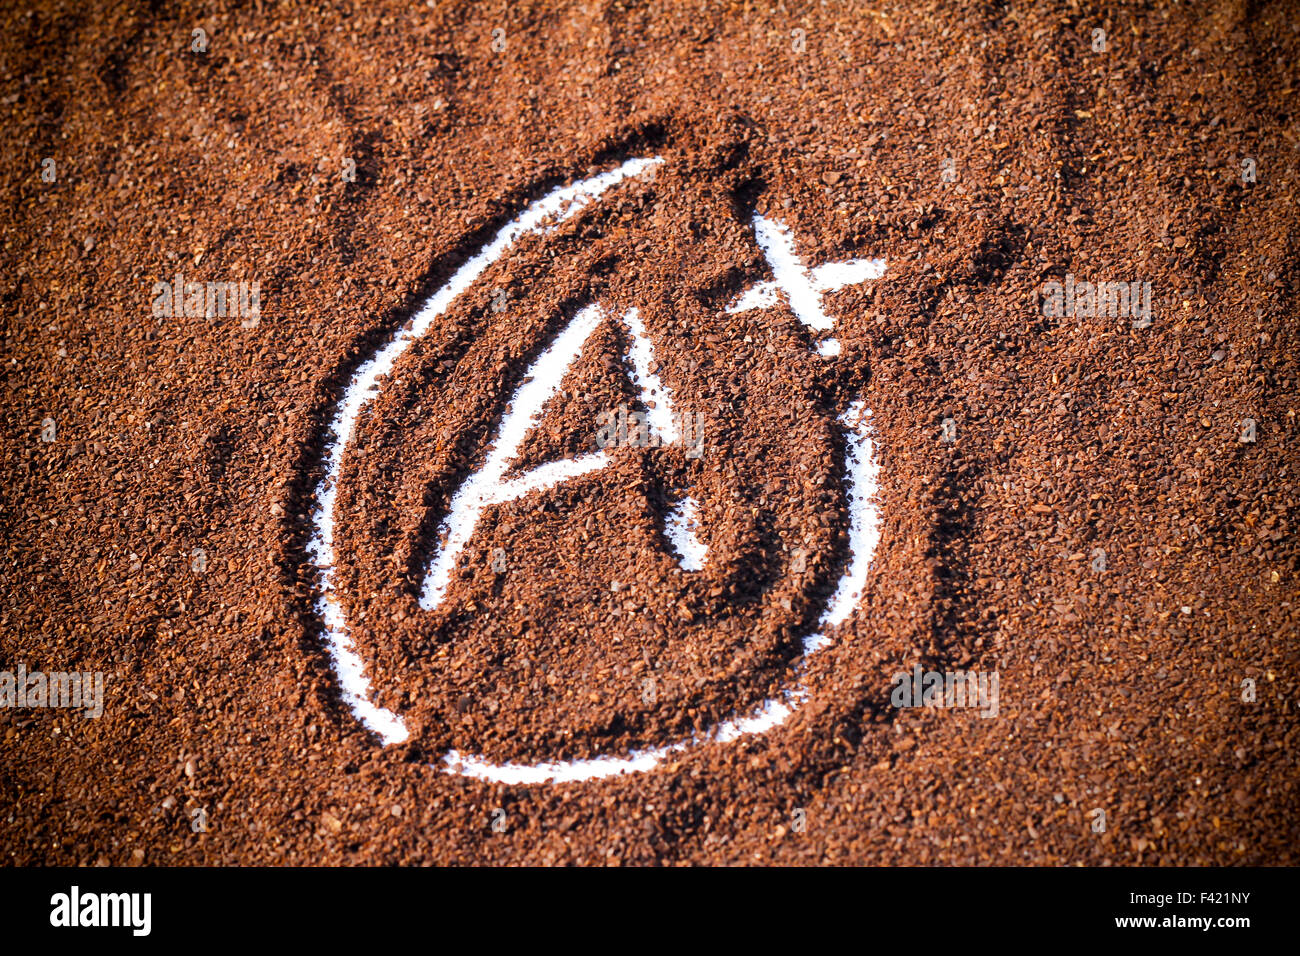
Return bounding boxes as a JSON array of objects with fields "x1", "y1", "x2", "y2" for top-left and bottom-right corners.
[
  {"x1": 664, "y1": 496, "x2": 708, "y2": 572},
  {"x1": 727, "y1": 214, "x2": 887, "y2": 360},
  {"x1": 306, "y1": 157, "x2": 885, "y2": 783},
  {"x1": 308, "y1": 157, "x2": 662, "y2": 746}
]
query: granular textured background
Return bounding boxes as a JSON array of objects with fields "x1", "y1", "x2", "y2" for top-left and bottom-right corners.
[{"x1": 2, "y1": 0, "x2": 1298, "y2": 865}]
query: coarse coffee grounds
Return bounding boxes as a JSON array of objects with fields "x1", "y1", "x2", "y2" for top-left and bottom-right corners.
[
  {"x1": 331, "y1": 151, "x2": 869, "y2": 766},
  {"x1": 1, "y1": 0, "x2": 1297, "y2": 864}
]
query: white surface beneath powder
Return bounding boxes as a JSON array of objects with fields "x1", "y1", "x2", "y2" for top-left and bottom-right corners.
[{"x1": 664, "y1": 495, "x2": 708, "y2": 571}]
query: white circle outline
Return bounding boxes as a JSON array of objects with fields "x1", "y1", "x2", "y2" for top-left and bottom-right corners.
[{"x1": 306, "y1": 157, "x2": 883, "y2": 784}]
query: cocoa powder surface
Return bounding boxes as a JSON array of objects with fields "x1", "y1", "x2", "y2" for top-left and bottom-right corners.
[{"x1": 1, "y1": 0, "x2": 1297, "y2": 865}]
